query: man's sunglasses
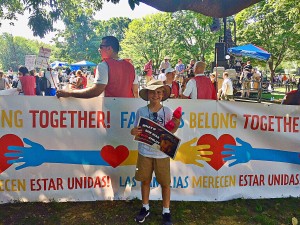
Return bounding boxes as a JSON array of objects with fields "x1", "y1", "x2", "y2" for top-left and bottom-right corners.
[{"x1": 99, "y1": 45, "x2": 109, "y2": 49}]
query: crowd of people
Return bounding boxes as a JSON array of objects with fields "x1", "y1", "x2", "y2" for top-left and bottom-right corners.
[
  {"x1": 272, "y1": 73, "x2": 297, "y2": 87},
  {"x1": 1, "y1": 35, "x2": 300, "y2": 225},
  {"x1": 0, "y1": 65, "x2": 90, "y2": 96},
  {"x1": 142, "y1": 55, "x2": 237, "y2": 101}
]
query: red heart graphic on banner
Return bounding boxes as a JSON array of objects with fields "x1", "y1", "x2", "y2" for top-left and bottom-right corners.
[
  {"x1": 0, "y1": 134, "x2": 24, "y2": 173},
  {"x1": 100, "y1": 145, "x2": 129, "y2": 168},
  {"x1": 198, "y1": 134, "x2": 236, "y2": 171}
]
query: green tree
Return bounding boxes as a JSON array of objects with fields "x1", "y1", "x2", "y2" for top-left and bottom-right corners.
[
  {"x1": 52, "y1": 16, "x2": 131, "y2": 64},
  {"x1": 120, "y1": 12, "x2": 221, "y2": 71},
  {"x1": 0, "y1": 0, "x2": 263, "y2": 38},
  {"x1": 52, "y1": 15, "x2": 99, "y2": 63},
  {"x1": 235, "y1": 0, "x2": 300, "y2": 80},
  {"x1": 0, "y1": 33, "x2": 51, "y2": 71},
  {"x1": 168, "y1": 11, "x2": 221, "y2": 63},
  {"x1": 120, "y1": 13, "x2": 172, "y2": 71},
  {"x1": 94, "y1": 17, "x2": 132, "y2": 41}
]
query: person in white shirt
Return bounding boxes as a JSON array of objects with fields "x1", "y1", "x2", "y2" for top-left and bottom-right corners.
[
  {"x1": 252, "y1": 68, "x2": 261, "y2": 90},
  {"x1": 45, "y1": 67, "x2": 59, "y2": 96},
  {"x1": 69, "y1": 74, "x2": 77, "y2": 85},
  {"x1": 159, "y1": 56, "x2": 171, "y2": 73},
  {"x1": 157, "y1": 68, "x2": 166, "y2": 82},
  {"x1": 218, "y1": 72, "x2": 234, "y2": 100}
]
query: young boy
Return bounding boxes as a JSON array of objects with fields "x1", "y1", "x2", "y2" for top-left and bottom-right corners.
[{"x1": 131, "y1": 80, "x2": 180, "y2": 225}]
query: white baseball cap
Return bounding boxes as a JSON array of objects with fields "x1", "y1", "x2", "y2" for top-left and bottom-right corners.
[{"x1": 165, "y1": 67, "x2": 175, "y2": 74}]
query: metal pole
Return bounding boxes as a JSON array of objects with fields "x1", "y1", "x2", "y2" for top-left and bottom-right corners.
[{"x1": 223, "y1": 17, "x2": 227, "y2": 54}]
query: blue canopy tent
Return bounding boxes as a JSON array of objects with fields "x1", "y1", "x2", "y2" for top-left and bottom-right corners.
[
  {"x1": 70, "y1": 60, "x2": 97, "y2": 71},
  {"x1": 228, "y1": 44, "x2": 271, "y2": 61},
  {"x1": 50, "y1": 61, "x2": 69, "y2": 69}
]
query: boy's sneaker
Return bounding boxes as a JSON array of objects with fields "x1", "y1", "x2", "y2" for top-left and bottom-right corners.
[
  {"x1": 135, "y1": 207, "x2": 150, "y2": 223},
  {"x1": 162, "y1": 213, "x2": 173, "y2": 225}
]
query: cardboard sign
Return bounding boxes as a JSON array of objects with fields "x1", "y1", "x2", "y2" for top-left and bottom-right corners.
[
  {"x1": 36, "y1": 47, "x2": 51, "y2": 68},
  {"x1": 134, "y1": 117, "x2": 181, "y2": 159},
  {"x1": 25, "y1": 55, "x2": 36, "y2": 71}
]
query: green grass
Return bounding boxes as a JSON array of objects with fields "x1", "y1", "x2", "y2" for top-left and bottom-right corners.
[
  {"x1": 0, "y1": 198, "x2": 300, "y2": 225},
  {"x1": 261, "y1": 92, "x2": 285, "y2": 100}
]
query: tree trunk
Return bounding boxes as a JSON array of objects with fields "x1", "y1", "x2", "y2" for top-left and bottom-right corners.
[
  {"x1": 140, "y1": 0, "x2": 263, "y2": 18},
  {"x1": 268, "y1": 60, "x2": 275, "y2": 84}
]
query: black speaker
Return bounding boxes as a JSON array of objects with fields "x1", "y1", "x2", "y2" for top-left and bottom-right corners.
[
  {"x1": 215, "y1": 42, "x2": 225, "y2": 62},
  {"x1": 211, "y1": 61, "x2": 229, "y2": 72},
  {"x1": 217, "y1": 60, "x2": 229, "y2": 69}
]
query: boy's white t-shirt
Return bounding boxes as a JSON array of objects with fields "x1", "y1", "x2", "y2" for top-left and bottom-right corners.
[{"x1": 134, "y1": 105, "x2": 173, "y2": 158}]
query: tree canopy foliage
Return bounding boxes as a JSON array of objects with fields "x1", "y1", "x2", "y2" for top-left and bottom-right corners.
[
  {"x1": 120, "y1": 12, "x2": 221, "y2": 70},
  {"x1": 235, "y1": 0, "x2": 300, "y2": 78},
  {"x1": 0, "y1": 33, "x2": 52, "y2": 71},
  {"x1": 0, "y1": 0, "x2": 263, "y2": 38},
  {"x1": 52, "y1": 16, "x2": 131, "y2": 63}
]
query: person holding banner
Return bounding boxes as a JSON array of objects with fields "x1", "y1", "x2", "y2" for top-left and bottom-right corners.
[
  {"x1": 130, "y1": 80, "x2": 180, "y2": 225},
  {"x1": 56, "y1": 36, "x2": 138, "y2": 99}
]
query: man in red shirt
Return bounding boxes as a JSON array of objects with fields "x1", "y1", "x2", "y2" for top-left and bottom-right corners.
[
  {"x1": 57, "y1": 36, "x2": 138, "y2": 98},
  {"x1": 182, "y1": 61, "x2": 217, "y2": 100}
]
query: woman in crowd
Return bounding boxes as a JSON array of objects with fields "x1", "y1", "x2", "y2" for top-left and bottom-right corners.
[
  {"x1": 72, "y1": 70, "x2": 86, "y2": 89},
  {"x1": 143, "y1": 60, "x2": 153, "y2": 84}
]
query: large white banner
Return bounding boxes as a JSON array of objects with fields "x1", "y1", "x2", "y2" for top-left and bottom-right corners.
[{"x1": 0, "y1": 96, "x2": 299, "y2": 203}]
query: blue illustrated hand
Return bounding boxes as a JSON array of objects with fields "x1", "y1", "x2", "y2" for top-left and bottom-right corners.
[
  {"x1": 6, "y1": 138, "x2": 47, "y2": 170},
  {"x1": 5, "y1": 138, "x2": 109, "y2": 170},
  {"x1": 222, "y1": 137, "x2": 300, "y2": 166},
  {"x1": 222, "y1": 138, "x2": 254, "y2": 167}
]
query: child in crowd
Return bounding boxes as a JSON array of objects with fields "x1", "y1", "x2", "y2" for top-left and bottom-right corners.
[{"x1": 130, "y1": 80, "x2": 180, "y2": 225}]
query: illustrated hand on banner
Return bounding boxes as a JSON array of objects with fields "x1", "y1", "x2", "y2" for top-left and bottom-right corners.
[
  {"x1": 6, "y1": 138, "x2": 47, "y2": 169},
  {"x1": 222, "y1": 138, "x2": 253, "y2": 167},
  {"x1": 5, "y1": 135, "x2": 212, "y2": 170},
  {"x1": 6, "y1": 137, "x2": 110, "y2": 170},
  {"x1": 174, "y1": 137, "x2": 212, "y2": 167},
  {"x1": 121, "y1": 138, "x2": 212, "y2": 167},
  {"x1": 6, "y1": 135, "x2": 300, "y2": 171},
  {"x1": 222, "y1": 137, "x2": 300, "y2": 166}
]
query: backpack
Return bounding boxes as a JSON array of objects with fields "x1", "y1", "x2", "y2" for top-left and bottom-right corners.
[
  {"x1": 247, "y1": 73, "x2": 253, "y2": 80},
  {"x1": 39, "y1": 77, "x2": 51, "y2": 92},
  {"x1": 12, "y1": 80, "x2": 19, "y2": 88}
]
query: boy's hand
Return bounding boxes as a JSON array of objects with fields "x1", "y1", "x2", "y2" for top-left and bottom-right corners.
[{"x1": 130, "y1": 126, "x2": 142, "y2": 136}]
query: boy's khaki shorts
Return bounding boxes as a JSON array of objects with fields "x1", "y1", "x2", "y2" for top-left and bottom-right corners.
[{"x1": 135, "y1": 154, "x2": 170, "y2": 186}]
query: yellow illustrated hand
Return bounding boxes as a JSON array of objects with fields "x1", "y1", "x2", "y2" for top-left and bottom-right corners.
[{"x1": 174, "y1": 137, "x2": 212, "y2": 167}]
